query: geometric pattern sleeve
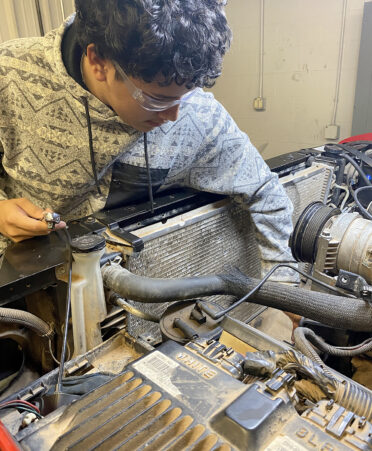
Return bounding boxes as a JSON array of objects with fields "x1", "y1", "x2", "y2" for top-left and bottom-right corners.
[
  {"x1": 0, "y1": 140, "x2": 7, "y2": 201},
  {"x1": 165, "y1": 97, "x2": 299, "y2": 283}
]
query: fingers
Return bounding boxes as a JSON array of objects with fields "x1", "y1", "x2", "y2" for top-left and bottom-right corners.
[
  {"x1": 0, "y1": 198, "x2": 66, "y2": 243},
  {"x1": 14, "y1": 198, "x2": 45, "y2": 220},
  {"x1": 54, "y1": 221, "x2": 66, "y2": 230}
]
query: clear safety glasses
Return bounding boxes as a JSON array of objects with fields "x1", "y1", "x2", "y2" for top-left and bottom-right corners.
[{"x1": 113, "y1": 62, "x2": 196, "y2": 112}]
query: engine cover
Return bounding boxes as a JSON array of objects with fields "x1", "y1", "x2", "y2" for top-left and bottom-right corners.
[{"x1": 17, "y1": 340, "x2": 372, "y2": 451}]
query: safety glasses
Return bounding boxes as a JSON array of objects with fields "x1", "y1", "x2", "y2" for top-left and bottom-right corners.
[{"x1": 113, "y1": 62, "x2": 196, "y2": 112}]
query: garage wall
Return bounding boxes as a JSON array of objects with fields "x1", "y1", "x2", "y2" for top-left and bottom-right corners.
[
  {"x1": 211, "y1": 0, "x2": 370, "y2": 158},
  {"x1": 0, "y1": 0, "x2": 74, "y2": 42},
  {"x1": 0, "y1": 0, "x2": 369, "y2": 159}
]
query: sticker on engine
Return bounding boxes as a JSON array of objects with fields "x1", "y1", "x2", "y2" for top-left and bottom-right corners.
[
  {"x1": 132, "y1": 351, "x2": 181, "y2": 398},
  {"x1": 264, "y1": 436, "x2": 308, "y2": 451}
]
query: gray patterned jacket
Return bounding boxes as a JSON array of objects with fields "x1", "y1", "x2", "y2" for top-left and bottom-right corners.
[{"x1": 0, "y1": 17, "x2": 297, "y2": 281}]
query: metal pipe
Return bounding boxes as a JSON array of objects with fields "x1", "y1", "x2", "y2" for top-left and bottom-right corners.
[
  {"x1": 331, "y1": 0, "x2": 347, "y2": 124},
  {"x1": 34, "y1": 0, "x2": 45, "y2": 36}
]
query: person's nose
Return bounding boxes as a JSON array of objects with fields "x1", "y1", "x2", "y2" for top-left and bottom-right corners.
[{"x1": 157, "y1": 104, "x2": 180, "y2": 122}]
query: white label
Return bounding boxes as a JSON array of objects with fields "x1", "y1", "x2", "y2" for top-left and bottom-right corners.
[
  {"x1": 265, "y1": 436, "x2": 308, "y2": 451},
  {"x1": 133, "y1": 351, "x2": 181, "y2": 398}
]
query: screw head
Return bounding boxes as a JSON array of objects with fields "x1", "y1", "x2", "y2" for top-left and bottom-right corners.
[{"x1": 326, "y1": 399, "x2": 335, "y2": 410}]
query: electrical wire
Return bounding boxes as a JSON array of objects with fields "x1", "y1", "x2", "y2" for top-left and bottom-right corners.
[
  {"x1": 0, "y1": 400, "x2": 40, "y2": 413},
  {"x1": 329, "y1": 143, "x2": 372, "y2": 187},
  {"x1": 340, "y1": 153, "x2": 372, "y2": 187},
  {"x1": 199, "y1": 263, "x2": 354, "y2": 320},
  {"x1": 56, "y1": 227, "x2": 73, "y2": 393},
  {"x1": 48, "y1": 339, "x2": 60, "y2": 365},
  {"x1": 48, "y1": 335, "x2": 71, "y2": 366},
  {"x1": 0, "y1": 400, "x2": 41, "y2": 418},
  {"x1": 333, "y1": 182, "x2": 349, "y2": 210},
  {"x1": 0, "y1": 405, "x2": 42, "y2": 418},
  {"x1": 144, "y1": 133, "x2": 154, "y2": 213},
  {"x1": 352, "y1": 186, "x2": 372, "y2": 220}
]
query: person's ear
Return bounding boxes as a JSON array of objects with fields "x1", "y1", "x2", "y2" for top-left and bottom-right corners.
[{"x1": 86, "y1": 44, "x2": 110, "y2": 82}]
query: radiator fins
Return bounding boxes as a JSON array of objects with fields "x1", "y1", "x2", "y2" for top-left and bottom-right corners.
[{"x1": 125, "y1": 205, "x2": 262, "y2": 339}]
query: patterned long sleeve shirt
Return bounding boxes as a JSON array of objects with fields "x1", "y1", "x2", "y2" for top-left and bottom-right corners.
[{"x1": 0, "y1": 17, "x2": 297, "y2": 281}]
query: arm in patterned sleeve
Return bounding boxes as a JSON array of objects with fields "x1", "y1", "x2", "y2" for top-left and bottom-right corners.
[
  {"x1": 166, "y1": 95, "x2": 298, "y2": 283},
  {"x1": 0, "y1": 140, "x2": 10, "y2": 253},
  {"x1": 0, "y1": 140, "x2": 7, "y2": 202}
]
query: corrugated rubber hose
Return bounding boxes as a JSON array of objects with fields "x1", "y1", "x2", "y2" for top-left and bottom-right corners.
[
  {"x1": 102, "y1": 264, "x2": 372, "y2": 332},
  {"x1": 220, "y1": 268, "x2": 372, "y2": 332},
  {"x1": 294, "y1": 327, "x2": 372, "y2": 357},
  {"x1": 0, "y1": 308, "x2": 53, "y2": 338}
]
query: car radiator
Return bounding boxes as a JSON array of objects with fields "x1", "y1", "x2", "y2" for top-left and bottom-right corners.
[{"x1": 122, "y1": 162, "x2": 333, "y2": 340}]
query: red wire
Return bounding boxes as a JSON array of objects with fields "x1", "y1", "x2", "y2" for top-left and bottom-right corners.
[{"x1": 0, "y1": 400, "x2": 40, "y2": 414}]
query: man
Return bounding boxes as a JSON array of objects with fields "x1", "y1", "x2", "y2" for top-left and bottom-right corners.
[{"x1": 0, "y1": 0, "x2": 296, "y2": 282}]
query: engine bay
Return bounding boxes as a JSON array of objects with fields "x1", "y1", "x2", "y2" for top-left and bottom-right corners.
[{"x1": 1, "y1": 142, "x2": 372, "y2": 450}]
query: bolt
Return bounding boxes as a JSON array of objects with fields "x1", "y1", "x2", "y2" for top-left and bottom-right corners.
[
  {"x1": 340, "y1": 276, "x2": 348, "y2": 284},
  {"x1": 358, "y1": 417, "x2": 367, "y2": 428},
  {"x1": 85, "y1": 216, "x2": 96, "y2": 224},
  {"x1": 326, "y1": 399, "x2": 335, "y2": 410}
]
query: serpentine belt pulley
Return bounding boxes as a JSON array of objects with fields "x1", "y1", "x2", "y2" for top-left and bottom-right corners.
[{"x1": 290, "y1": 202, "x2": 340, "y2": 264}]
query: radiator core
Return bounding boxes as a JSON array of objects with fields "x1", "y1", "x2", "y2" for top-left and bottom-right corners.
[{"x1": 124, "y1": 163, "x2": 333, "y2": 340}]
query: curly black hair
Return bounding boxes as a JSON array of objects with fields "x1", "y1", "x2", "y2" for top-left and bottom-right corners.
[{"x1": 74, "y1": 0, "x2": 232, "y2": 88}]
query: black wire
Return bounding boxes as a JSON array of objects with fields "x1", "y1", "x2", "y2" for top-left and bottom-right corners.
[
  {"x1": 352, "y1": 186, "x2": 372, "y2": 220},
  {"x1": 335, "y1": 142, "x2": 372, "y2": 168},
  {"x1": 199, "y1": 263, "x2": 355, "y2": 320},
  {"x1": 56, "y1": 227, "x2": 73, "y2": 393},
  {"x1": 327, "y1": 143, "x2": 372, "y2": 187},
  {"x1": 83, "y1": 97, "x2": 102, "y2": 195},
  {"x1": 143, "y1": 132, "x2": 154, "y2": 213},
  {"x1": 340, "y1": 153, "x2": 372, "y2": 187}
]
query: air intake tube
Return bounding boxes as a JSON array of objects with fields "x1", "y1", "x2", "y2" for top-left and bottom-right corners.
[{"x1": 102, "y1": 264, "x2": 372, "y2": 332}]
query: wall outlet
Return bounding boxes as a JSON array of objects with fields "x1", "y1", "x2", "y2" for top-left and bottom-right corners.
[
  {"x1": 253, "y1": 97, "x2": 266, "y2": 111},
  {"x1": 324, "y1": 124, "x2": 340, "y2": 140}
]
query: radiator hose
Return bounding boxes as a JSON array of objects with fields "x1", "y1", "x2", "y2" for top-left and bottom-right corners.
[
  {"x1": 0, "y1": 307, "x2": 53, "y2": 337},
  {"x1": 220, "y1": 268, "x2": 372, "y2": 332},
  {"x1": 102, "y1": 264, "x2": 227, "y2": 302},
  {"x1": 102, "y1": 264, "x2": 372, "y2": 332}
]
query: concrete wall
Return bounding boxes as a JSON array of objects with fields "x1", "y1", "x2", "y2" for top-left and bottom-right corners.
[{"x1": 211, "y1": 0, "x2": 370, "y2": 158}]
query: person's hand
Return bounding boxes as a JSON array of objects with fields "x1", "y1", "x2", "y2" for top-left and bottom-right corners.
[{"x1": 0, "y1": 198, "x2": 66, "y2": 242}]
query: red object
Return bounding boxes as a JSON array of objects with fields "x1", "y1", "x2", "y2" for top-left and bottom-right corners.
[
  {"x1": 0, "y1": 400, "x2": 40, "y2": 414},
  {"x1": 340, "y1": 133, "x2": 372, "y2": 143},
  {"x1": 0, "y1": 421, "x2": 21, "y2": 451}
]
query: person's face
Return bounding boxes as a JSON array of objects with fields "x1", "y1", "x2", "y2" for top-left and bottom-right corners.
[
  {"x1": 106, "y1": 72, "x2": 191, "y2": 132},
  {"x1": 84, "y1": 45, "x2": 192, "y2": 132}
]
